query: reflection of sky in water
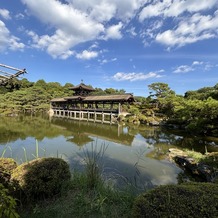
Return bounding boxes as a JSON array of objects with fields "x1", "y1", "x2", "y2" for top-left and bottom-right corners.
[
  {"x1": 1, "y1": 116, "x2": 218, "y2": 190},
  {"x1": 0, "y1": 133, "x2": 181, "y2": 189}
]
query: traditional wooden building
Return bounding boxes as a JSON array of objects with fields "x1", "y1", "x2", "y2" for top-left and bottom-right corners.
[{"x1": 50, "y1": 83, "x2": 134, "y2": 124}]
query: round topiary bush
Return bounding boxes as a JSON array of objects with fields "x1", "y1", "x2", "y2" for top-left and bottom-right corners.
[
  {"x1": 11, "y1": 157, "x2": 71, "y2": 201},
  {"x1": 132, "y1": 183, "x2": 218, "y2": 218},
  {"x1": 0, "y1": 158, "x2": 17, "y2": 187}
]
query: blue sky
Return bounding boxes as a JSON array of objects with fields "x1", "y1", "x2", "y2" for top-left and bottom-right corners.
[{"x1": 0, "y1": 0, "x2": 218, "y2": 96}]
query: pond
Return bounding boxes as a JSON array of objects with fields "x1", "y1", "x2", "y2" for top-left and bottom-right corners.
[{"x1": 0, "y1": 115, "x2": 218, "y2": 190}]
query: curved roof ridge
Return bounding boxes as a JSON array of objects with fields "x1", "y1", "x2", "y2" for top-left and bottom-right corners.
[{"x1": 69, "y1": 83, "x2": 95, "y2": 91}]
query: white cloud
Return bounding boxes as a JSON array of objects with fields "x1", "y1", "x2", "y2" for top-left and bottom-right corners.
[
  {"x1": 173, "y1": 61, "x2": 217, "y2": 73},
  {"x1": 173, "y1": 65, "x2": 194, "y2": 73},
  {"x1": 0, "y1": 20, "x2": 25, "y2": 52},
  {"x1": 15, "y1": 13, "x2": 25, "y2": 20},
  {"x1": 76, "y1": 50, "x2": 98, "y2": 60},
  {"x1": 138, "y1": 1, "x2": 218, "y2": 49},
  {"x1": 192, "y1": 61, "x2": 204, "y2": 65},
  {"x1": 13, "y1": 0, "x2": 218, "y2": 56},
  {"x1": 112, "y1": 71, "x2": 163, "y2": 82},
  {"x1": 88, "y1": 1, "x2": 116, "y2": 23},
  {"x1": 104, "y1": 22, "x2": 123, "y2": 40},
  {"x1": 204, "y1": 63, "x2": 214, "y2": 71},
  {"x1": 22, "y1": 0, "x2": 104, "y2": 58},
  {"x1": 21, "y1": 0, "x2": 145, "y2": 58},
  {"x1": 156, "y1": 11, "x2": 218, "y2": 48},
  {"x1": 100, "y1": 57, "x2": 117, "y2": 65},
  {"x1": 67, "y1": 0, "x2": 145, "y2": 22},
  {"x1": 139, "y1": 0, "x2": 218, "y2": 21},
  {"x1": 127, "y1": 27, "x2": 137, "y2": 37},
  {"x1": 0, "y1": 9, "x2": 11, "y2": 20}
]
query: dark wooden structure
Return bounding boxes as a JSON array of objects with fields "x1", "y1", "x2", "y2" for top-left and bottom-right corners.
[
  {"x1": 0, "y1": 64, "x2": 27, "y2": 85},
  {"x1": 50, "y1": 83, "x2": 134, "y2": 124}
]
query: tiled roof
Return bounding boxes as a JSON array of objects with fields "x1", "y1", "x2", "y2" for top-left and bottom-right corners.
[
  {"x1": 69, "y1": 83, "x2": 95, "y2": 91},
  {"x1": 50, "y1": 98, "x2": 67, "y2": 102},
  {"x1": 51, "y1": 94, "x2": 134, "y2": 102},
  {"x1": 83, "y1": 94, "x2": 134, "y2": 101}
]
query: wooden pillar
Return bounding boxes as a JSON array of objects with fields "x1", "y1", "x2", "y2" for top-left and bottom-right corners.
[
  {"x1": 118, "y1": 103, "x2": 121, "y2": 114},
  {"x1": 94, "y1": 112, "x2": 97, "y2": 122}
]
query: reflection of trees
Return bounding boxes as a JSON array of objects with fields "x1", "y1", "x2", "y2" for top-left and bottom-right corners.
[
  {"x1": 51, "y1": 118, "x2": 135, "y2": 146},
  {"x1": 67, "y1": 133, "x2": 94, "y2": 147},
  {"x1": 0, "y1": 116, "x2": 72, "y2": 144},
  {"x1": 138, "y1": 126, "x2": 218, "y2": 159},
  {"x1": 1, "y1": 115, "x2": 217, "y2": 153}
]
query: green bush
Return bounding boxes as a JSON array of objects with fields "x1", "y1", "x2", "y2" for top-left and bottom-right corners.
[
  {"x1": 0, "y1": 183, "x2": 19, "y2": 218},
  {"x1": 11, "y1": 157, "x2": 71, "y2": 201},
  {"x1": 132, "y1": 183, "x2": 218, "y2": 218},
  {"x1": 0, "y1": 158, "x2": 17, "y2": 188}
]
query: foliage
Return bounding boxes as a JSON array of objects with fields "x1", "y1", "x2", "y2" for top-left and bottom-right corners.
[
  {"x1": 0, "y1": 79, "x2": 74, "y2": 115},
  {"x1": 0, "y1": 78, "x2": 128, "y2": 116},
  {"x1": 20, "y1": 172, "x2": 135, "y2": 218},
  {"x1": 11, "y1": 157, "x2": 71, "y2": 201},
  {"x1": 0, "y1": 158, "x2": 17, "y2": 188},
  {"x1": 1, "y1": 78, "x2": 218, "y2": 136},
  {"x1": 185, "y1": 83, "x2": 218, "y2": 100},
  {"x1": 0, "y1": 183, "x2": 19, "y2": 218},
  {"x1": 132, "y1": 182, "x2": 218, "y2": 218},
  {"x1": 148, "y1": 82, "x2": 175, "y2": 99},
  {"x1": 81, "y1": 143, "x2": 107, "y2": 189},
  {"x1": 136, "y1": 82, "x2": 218, "y2": 136},
  {"x1": 92, "y1": 87, "x2": 126, "y2": 95},
  {"x1": 200, "y1": 152, "x2": 218, "y2": 169},
  {"x1": 168, "y1": 97, "x2": 218, "y2": 135},
  {"x1": 19, "y1": 147, "x2": 135, "y2": 218}
]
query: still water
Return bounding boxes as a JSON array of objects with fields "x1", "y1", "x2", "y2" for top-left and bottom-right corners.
[{"x1": 0, "y1": 116, "x2": 218, "y2": 189}]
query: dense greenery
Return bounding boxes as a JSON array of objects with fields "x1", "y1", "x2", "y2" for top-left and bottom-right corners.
[
  {"x1": 11, "y1": 157, "x2": 71, "y2": 201},
  {"x1": 129, "y1": 82, "x2": 218, "y2": 136},
  {"x1": 0, "y1": 78, "x2": 218, "y2": 136},
  {"x1": 0, "y1": 158, "x2": 17, "y2": 190},
  {"x1": 1, "y1": 152, "x2": 217, "y2": 218},
  {"x1": 0, "y1": 79, "x2": 74, "y2": 115},
  {"x1": 132, "y1": 182, "x2": 218, "y2": 218},
  {"x1": 0, "y1": 183, "x2": 19, "y2": 218}
]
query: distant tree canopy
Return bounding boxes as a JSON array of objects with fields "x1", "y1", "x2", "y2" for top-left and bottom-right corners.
[
  {"x1": 148, "y1": 82, "x2": 175, "y2": 99},
  {"x1": 0, "y1": 78, "x2": 127, "y2": 115},
  {"x1": 184, "y1": 83, "x2": 218, "y2": 100},
  {"x1": 144, "y1": 82, "x2": 218, "y2": 136},
  {"x1": 0, "y1": 78, "x2": 218, "y2": 136}
]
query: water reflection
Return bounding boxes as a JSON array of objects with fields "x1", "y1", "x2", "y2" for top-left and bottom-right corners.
[{"x1": 0, "y1": 115, "x2": 217, "y2": 189}]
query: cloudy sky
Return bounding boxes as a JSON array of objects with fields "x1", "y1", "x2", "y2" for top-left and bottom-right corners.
[{"x1": 0, "y1": 0, "x2": 218, "y2": 96}]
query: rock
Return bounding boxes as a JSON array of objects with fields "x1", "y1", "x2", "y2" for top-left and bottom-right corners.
[
  {"x1": 173, "y1": 155, "x2": 215, "y2": 182},
  {"x1": 149, "y1": 120, "x2": 160, "y2": 126}
]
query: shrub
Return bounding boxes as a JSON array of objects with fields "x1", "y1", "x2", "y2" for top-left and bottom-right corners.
[
  {"x1": 11, "y1": 157, "x2": 71, "y2": 201},
  {"x1": 0, "y1": 158, "x2": 17, "y2": 188},
  {"x1": 132, "y1": 183, "x2": 218, "y2": 218},
  {"x1": 0, "y1": 183, "x2": 19, "y2": 218}
]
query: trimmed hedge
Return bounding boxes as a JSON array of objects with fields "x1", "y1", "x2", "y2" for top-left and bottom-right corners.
[
  {"x1": 11, "y1": 157, "x2": 71, "y2": 201},
  {"x1": 132, "y1": 183, "x2": 218, "y2": 218}
]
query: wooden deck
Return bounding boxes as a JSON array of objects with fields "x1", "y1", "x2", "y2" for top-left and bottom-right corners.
[{"x1": 52, "y1": 108, "x2": 118, "y2": 124}]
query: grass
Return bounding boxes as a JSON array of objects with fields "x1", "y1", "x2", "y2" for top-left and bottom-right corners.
[
  {"x1": 184, "y1": 149, "x2": 204, "y2": 162},
  {"x1": 80, "y1": 142, "x2": 107, "y2": 189},
  {"x1": 19, "y1": 143, "x2": 136, "y2": 218},
  {"x1": 20, "y1": 172, "x2": 135, "y2": 218},
  {"x1": 3, "y1": 141, "x2": 217, "y2": 217}
]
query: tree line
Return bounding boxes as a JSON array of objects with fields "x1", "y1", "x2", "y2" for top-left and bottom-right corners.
[
  {"x1": 0, "y1": 78, "x2": 218, "y2": 136},
  {"x1": 132, "y1": 82, "x2": 218, "y2": 136}
]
